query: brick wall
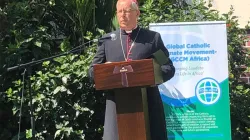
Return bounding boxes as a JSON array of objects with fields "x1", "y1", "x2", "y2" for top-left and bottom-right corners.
[
  {"x1": 240, "y1": 72, "x2": 250, "y2": 84},
  {"x1": 240, "y1": 33, "x2": 250, "y2": 85}
]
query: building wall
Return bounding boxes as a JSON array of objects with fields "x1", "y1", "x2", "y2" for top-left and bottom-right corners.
[{"x1": 206, "y1": 0, "x2": 250, "y2": 28}]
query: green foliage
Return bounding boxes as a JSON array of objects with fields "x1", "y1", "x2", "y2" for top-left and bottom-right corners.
[
  {"x1": 139, "y1": 0, "x2": 222, "y2": 28},
  {"x1": 95, "y1": 0, "x2": 117, "y2": 31},
  {"x1": 28, "y1": 47, "x2": 105, "y2": 140},
  {"x1": 0, "y1": 0, "x2": 110, "y2": 139},
  {"x1": 4, "y1": 48, "x2": 106, "y2": 140}
]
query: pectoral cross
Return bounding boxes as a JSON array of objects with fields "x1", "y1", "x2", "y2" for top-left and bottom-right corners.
[{"x1": 113, "y1": 65, "x2": 133, "y2": 87}]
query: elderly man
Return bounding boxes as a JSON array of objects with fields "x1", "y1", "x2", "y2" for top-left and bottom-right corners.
[{"x1": 89, "y1": 0, "x2": 175, "y2": 140}]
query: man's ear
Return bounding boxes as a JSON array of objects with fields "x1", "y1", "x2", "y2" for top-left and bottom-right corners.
[{"x1": 136, "y1": 10, "x2": 140, "y2": 17}]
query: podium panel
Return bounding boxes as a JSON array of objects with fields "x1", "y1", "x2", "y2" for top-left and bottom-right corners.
[
  {"x1": 94, "y1": 59, "x2": 162, "y2": 90},
  {"x1": 114, "y1": 88, "x2": 150, "y2": 140}
]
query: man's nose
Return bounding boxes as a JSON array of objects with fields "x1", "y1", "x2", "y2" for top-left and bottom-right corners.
[
  {"x1": 122, "y1": 13, "x2": 126, "y2": 17},
  {"x1": 120, "y1": 11, "x2": 125, "y2": 16}
]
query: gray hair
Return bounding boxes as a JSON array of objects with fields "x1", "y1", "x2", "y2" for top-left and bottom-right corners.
[{"x1": 117, "y1": 0, "x2": 139, "y2": 10}]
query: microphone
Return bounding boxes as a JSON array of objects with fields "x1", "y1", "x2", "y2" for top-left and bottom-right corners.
[
  {"x1": 93, "y1": 33, "x2": 117, "y2": 42},
  {"x1": 68, "y1": 33, "x2": 117, "y2": 53}
]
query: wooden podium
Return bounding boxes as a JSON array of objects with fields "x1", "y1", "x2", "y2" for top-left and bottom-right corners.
[{"x1": 93, "y1": 59, "x2": 163, "y2": 140}]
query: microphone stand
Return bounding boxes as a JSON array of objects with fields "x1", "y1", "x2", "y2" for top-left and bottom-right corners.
[{"x1": 5, "y1": 40, "x2": 96, "y2": 140}]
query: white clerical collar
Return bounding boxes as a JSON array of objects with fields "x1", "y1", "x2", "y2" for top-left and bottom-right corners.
[{"x1": 125, "y1": 25, "x2": 138, "y2": 33}]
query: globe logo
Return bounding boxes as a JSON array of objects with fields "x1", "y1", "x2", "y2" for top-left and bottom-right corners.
[{"x1": 195, "y1": 78, "x2": 221, "y2": 105}]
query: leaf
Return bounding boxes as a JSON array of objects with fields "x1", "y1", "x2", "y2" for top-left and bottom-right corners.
[
  {"x1": 60, "y1": 38, "x2": 70, "y2": 52},
  {"x1": 37, "y1": 71, "x2": 42, "y2": 76},
  {"x1": 60, "y1": 86, "x2": 67, "y2": 92},
  {"x1": 64, "y1": 127, "x2": 73, "y2": 136},
  {"x1": 42, "y1": 61, "x2": 50, "y2": 67},
  {"x1": 243, "y1": 88, "x2": 250, "y2": 94},
  {"x1": 61, "y1": 63, "x2": 69, "y2": 69},
  {"x1": 51, "y1": 99, "x2": 58, "y2": 108},
  {"x1": 39, "y1": 26, "x2": 46, "y2": 31},
  {"x1": 54, "y1": 130, "x2": 62, "y2": 138},
  {"x1": 20, "y1": 38, "x2": 34, "y2": 44},
  {"x1": 67, "y1": 90, "x2": 72, "y2": 94},
  {"x1": 53, "y1": 86, "x2": 61, "y2": 94},
  {"x1": 7, "y1": 43, "x2": 19, "y2": 51},
  {"x1": 26, "y1": 129, "x2": 32, "y2": 139},
  {"x1": 7, "y1": 88, "x2": 13, "y2": 95},
  {"x1": 82, "y1": 107, "x2": 90, "y2": 112},
  {"x1": 62, "y1": 77, "x2": 68, "y2": 84},
  {"x1": 64, "y1": 121, "x2": 69, "y2": 126},
  {"x1": 12, "y1": 106, "x2": 18, "y2": 115},
  {"x1": 236, "y1": 85, "x2": 243, "y2": 90},
  {"x1": 48, "y1": 73, "x2": 56, "y2": 77},
  {"x1": 56, "y1": 123, "x2": 63, "y2": 129},
  {"x1": 35, "y1": 41, "x2": 42, "y2": 47},
  {"x1": 76, "y1": 110, "x2": 80, "y2": 117}
]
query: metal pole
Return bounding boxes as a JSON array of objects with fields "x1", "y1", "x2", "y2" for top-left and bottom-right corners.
[{"x1": 27, "y1": 67, "x2": 35, "y2": 140}]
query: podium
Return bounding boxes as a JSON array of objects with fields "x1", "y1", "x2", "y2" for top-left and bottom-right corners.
[{"x1": 93, "y1": 59, "x2": 164, "y2": 140}]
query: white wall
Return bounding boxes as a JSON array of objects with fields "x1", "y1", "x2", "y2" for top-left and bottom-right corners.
[{"x1": 207, "y1": 0, "x2": 250, "y2": 28}]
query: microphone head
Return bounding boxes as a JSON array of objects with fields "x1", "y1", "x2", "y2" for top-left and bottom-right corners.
[{"x1": 110, "y1": 33, "x2": 117, "y2": 41}]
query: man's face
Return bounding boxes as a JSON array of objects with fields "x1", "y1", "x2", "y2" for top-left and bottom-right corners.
[{"x1": 116, "y1": 0, "x2": 140, "y2": 31}]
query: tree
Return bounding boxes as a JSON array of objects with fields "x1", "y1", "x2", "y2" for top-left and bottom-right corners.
[
  {"x1": 1, "y1": 0, "x2": 250, "y2": 139},
  {"x1": 0, "y1": 0, "x2": 115, "y2": 139}
]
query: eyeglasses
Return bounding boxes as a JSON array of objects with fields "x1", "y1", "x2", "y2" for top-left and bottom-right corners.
[{"x1": 117, "y1": 9, "x2": 136, "y2": 15}]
